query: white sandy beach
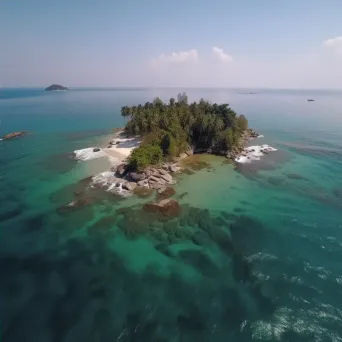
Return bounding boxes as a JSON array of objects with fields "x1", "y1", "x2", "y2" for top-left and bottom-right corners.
[
  {"x1": 73, "y1": 131, "x2": 141, "y2": 166},
  {"x1": 103, "y1": 135, "x2": 142, "y2": 162}
]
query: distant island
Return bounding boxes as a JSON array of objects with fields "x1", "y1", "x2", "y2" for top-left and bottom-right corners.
[{"x1": 45, "y1": 84, "x2": 68, "y2": 91}]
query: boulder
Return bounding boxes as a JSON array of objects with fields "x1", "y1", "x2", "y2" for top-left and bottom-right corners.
[
  {"x1": 157, "y1": 186, "x2": 167, "y2": 194},
  {"x1": 116, "y1": 163, "x2": 127, "y2": 176},
  {"x1": 145, "y1": 169, "x2": 153, "y2": 177},
  {"x1": 122, "y1": 182, "x2": 137, "y2": 191},
  {"x1": 143, "y1": 199, "x2": 181, "y2": 217},
  {"x1": 133, "y1": 187, "x2": 153, "y2": 198},
  {"x1": 170, "y1": 165, "x2": 181, "y2": 173},
  {"x1": 157, "y1": 187, "x2": 176, "y2": 200},
  {"x1": 137, "y1": 180, "x2": 148, "y2": 186},
  {"x1": 158, "y1": 168, "x2": 169, "y2": 176},
  {"x1": 185, "y1": 148, "x2": 194, "y2": 156},
  {"x1": 2, "y1": 131, "x2": 26, "y2": 140},
  {"x1": 149, "y1": 182, "x2": 164, "y2": 190},
  {"x1": 160, "y1": 173, "x2": 173, "y2": 183},
  {"x1": 149, "y1": 177, "x2": 166, "y2": 185},
  {"x1": 93, "y1": 148, "x2": 101, "y2": 152},
  {"x1": 149, "y1": 175, "x2": 161, "y2": 183},
  {"x1": 130, "y1": 172, "x2": 146, "y2": 182}
]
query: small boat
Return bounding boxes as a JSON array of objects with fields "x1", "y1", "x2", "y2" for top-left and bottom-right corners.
[{"x1": 307, "y1": 99, "x2": 315, "y2": 102}]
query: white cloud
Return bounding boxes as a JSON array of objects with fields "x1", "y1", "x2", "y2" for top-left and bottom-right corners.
[
  {"x1": 146, "y1": 42, "x2": 342, "y2": 88},
  {"x1": 152, "y1": 49, "x2": 198, "y2": 65},
  {"x1": 324, "y1": 36, "x2": 342, "y2": 48},
  {"x1": 212, "y1": 47, "x2": 233, "y2": 62}
]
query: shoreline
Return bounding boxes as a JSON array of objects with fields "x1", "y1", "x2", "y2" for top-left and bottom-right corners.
[
  {"x1": 72, "y1": 128, "x2": 278, "y2": 199},
  {"x1": 59, "y1": 128, "x2": 279, "y2": 214},
  {"x1": 73, "y1": 129, "x2": 141, "y2": 165}
]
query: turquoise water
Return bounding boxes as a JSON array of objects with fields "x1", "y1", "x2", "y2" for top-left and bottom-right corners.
[{"x1": 1, "y1": 88, "x2": 342, "y2": 341}]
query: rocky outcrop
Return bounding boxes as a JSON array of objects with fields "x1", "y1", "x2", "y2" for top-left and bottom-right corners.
[
  {"x1": 157, "y1": 187, "x2": 176, "y2": 200},
  {"x1": 116, "y1": 163, "x2": 128, "y2": 177},
  {"x1": 159, "y1": 173, "x2": 173, "y2": 183},
  {"x1": 96, "y1": 162, "x2": 178, "y2": 196},
  {"x1": 143, "y1": 199, "x2": 181, "y2": 217},
  {"x1": 130, "y1": 172, "x2": 146, "y2": 181},
  {"x1": 170, "y1": 165, "x2": 181, "y2": 173},
  {"x1": 122, "y1": 182, "x2": 137, "y2": 191},
  {"x1": 93, "y1": 148, "x2": 101, "y2": 152},
  {"x1": 246, "y1": 129, "x2": 260, "y2": 138},
  {"x1": 2, "y1": 131, "x2": 27, "y2": 140}
]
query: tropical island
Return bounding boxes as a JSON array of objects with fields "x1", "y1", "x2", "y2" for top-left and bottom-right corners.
[
  {"x1": 122, "y1": 93, "x2": 252, "y2": 171},
  {"x1": 69, "y1": 93, "x2": 277, "y2": 213},
  {"x1": 45, "y1": 84, "x2": 68, "y2": 91},
  {"x1": 89, "y1": 94, "x2": 274, "y2": 191}
]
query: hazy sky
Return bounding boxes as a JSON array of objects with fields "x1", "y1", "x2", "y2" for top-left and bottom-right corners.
[{"x1": 1, "y1": 0, "x2": 342, "y2": 88}]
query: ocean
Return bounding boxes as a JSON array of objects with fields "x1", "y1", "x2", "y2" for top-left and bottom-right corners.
[{"x1": 1, "y1": 88, "x2": 342, "y2": 341}]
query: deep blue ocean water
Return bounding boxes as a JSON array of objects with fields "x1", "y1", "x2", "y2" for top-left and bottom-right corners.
[{"x1": 1, "y1": 88, "x2": 342, "y2": 341}]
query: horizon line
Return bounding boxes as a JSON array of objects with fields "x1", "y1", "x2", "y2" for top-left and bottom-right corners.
[{"x1": 2, "y1": 86, "x2": 342, "y2": 91}]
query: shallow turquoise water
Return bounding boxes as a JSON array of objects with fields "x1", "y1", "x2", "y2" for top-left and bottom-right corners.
[{"x1": 1, "y1": 88, "x2": 342, "y2": 341}]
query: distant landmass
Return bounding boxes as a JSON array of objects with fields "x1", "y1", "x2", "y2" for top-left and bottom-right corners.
[{"x1": 45, "y1": 84, "x2": 68, "y2": 91}]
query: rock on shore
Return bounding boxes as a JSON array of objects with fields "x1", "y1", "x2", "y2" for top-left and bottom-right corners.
[{"x1": 91, "y1": 161, "x2": 181, "y2": 196}]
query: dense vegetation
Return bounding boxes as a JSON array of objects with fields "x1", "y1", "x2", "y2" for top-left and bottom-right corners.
[{"x1": 122, "y1": 93, "x2": 248, "y2": 170}]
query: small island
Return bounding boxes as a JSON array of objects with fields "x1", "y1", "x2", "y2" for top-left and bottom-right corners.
[
  {"x1": 122, "y1": 93, "x2": 250, "y2": 171},
  {"x1": 69, "y1": 93, "x2": 277, "y2": 211},
  {"x1": 91, "y1": 94, "x2": 265, "y2": 193},
  {"x1": 1, "y1": 131, "x2": 27, "y2": 140},
  {"x1": 45, "y1": 84, "x2": 68, "y2": 91}
]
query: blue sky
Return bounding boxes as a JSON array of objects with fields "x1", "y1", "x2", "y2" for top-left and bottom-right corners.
[{"x1": 1, "y1": 0, "x2": 342, "y2": 88}]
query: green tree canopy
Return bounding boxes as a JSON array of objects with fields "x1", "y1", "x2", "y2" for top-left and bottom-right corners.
[{"x1": 122, "y1": 94, "x2": 248, "y2": 170}]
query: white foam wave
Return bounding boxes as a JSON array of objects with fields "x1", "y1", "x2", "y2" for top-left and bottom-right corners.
[
  {"x1": 235, "y1": 144, "x2": 277, "y2": 164},
  {"x1": 257, "y1": 134, "x2": 264, "y2": 138},
  {"x1": 74, "y1": 147, "x2": 107, "y2": 161},
  {"x1": 91, "y1": 171, "x2": 131, "y2": 196},
  {"x1": 74, "y1": 147, "x2": 121, "y2": 166},
  {"x1": 247, "y1": 252, "x2": 278, "y2": 262},
  {"x1": 336, "y1": 276, "x2": 342, "y2": 285}
]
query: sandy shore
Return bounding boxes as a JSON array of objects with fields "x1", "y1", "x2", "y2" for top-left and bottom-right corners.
[
  {"x1": 103, "y1": 134, "x2": 141, "y2": 163},
  {"x1": 73, "y1": 130, "x2": 141, "y2": 165}
]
